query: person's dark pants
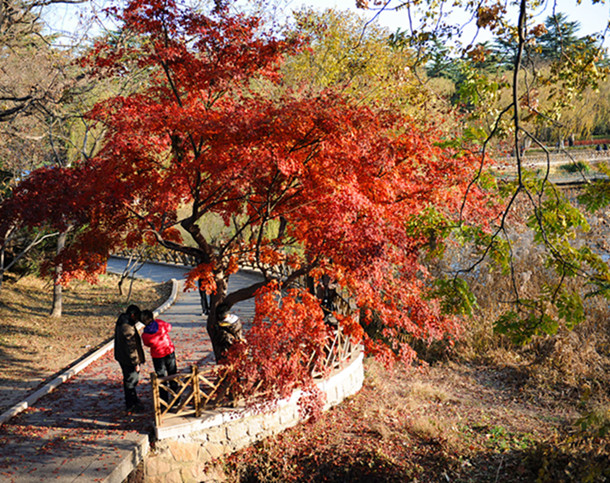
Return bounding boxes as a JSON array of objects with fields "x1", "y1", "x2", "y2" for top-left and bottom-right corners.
[
  {"x1": 119, "y1": 362, "x2": 140, "y2": 409},
  {"x1": 198, "y1": 280, "x2": 210, "y2": 316},
  {"x1": 153, "y1": 352, "x2": 178, "y2": 404}
]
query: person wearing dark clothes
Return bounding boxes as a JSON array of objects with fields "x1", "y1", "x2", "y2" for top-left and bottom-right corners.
[
  {"x1": 198, "y1": 279, "x2": 211, "y2": 316},
  {"x1": 212, "y1": 303, "x2": 244, "y2": 362},
  {"x1": 114, "y1": 304, "x2": 145, "y2": 413},
  {"x1": 141, "y1": 310, "x2": 178, "y2": 405}
]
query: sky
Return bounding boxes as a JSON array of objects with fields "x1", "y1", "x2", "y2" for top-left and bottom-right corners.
[
  {"x1": 44, "y1": 0, "x2": 610, "y2": 47},
  {"x1": 293, "y1": 0, "x2": 610, "y2": 42}
]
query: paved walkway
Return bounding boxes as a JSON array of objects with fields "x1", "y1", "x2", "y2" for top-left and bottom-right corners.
[{"x1": 0, "y1": 258, "x2": 260, "y2": 482}]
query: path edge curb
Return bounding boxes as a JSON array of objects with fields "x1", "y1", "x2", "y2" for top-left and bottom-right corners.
[
  {"x1": 104, "y1": 434, "x2": 150, "y2": 483},
  {"x1": 0, "y1": 277, "x2": 183, "y2": 427}
]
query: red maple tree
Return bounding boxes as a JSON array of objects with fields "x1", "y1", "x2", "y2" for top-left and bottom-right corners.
[{"x1": 3, "y1": 0, "x2": 498, "y2": 395}]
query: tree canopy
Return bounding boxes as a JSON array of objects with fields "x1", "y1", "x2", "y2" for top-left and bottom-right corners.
[
  {"x1": 2, "y1": 0, "x2": 498, "y2": 386},
  {"x1": 5, "y1": 0, "x2": 610, "y2": 399},
  {"x1": 357, "y1": 0, "x2": 610, "y2": 345}
]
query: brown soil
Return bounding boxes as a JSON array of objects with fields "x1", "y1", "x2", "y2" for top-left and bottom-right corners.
[{"x1": 0, "y1": 273, "x2": 171, "y2": 413}]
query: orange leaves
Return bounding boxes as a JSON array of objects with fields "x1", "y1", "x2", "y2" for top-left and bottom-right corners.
[
  {"x1": 90, "y1": 0, "x2": 296, "y2": 100},
  {"x1": 5, "y1": 0, "x2": 502, "y2": 372},
  {"x1": 226, "y1": 255, "x2": 239, "y2": 276},
  {"x1": 258, "y1": 246, "x2": 284, "y2": 267},
  {"x1": 476, "y1": 3, "x2": 507, "y2": 31},
  {"x1": 336, "y1": 313, "x2": 364, "y2": 343},
  {"x1": 530, "y1": 23, "x2": 548, "y2": 38},
  {"x1": 223, "y1": 288, "x2": 328, "y2": 399},
  {"x1": 160, "y1": 227, "x2": 182, "y2": 243},
  {"x1": 467, "y1": 44, "x2": 491, "y2": 64},
  {"x1": 184, "y1": 262, "x2": 216, "y2": 292}
]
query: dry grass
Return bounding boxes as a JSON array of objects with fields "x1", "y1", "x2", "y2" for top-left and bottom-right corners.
[
  {"x1": 219, "y1": 358, "x2": 610, "y2": 482},
  {"x1": 433, "y1": 196, "x2": 610, "y2": 402},
  {"x1": 409, "y1": 381, "x2": 452, "y2": 403},
  {"x1": 0, "y1": 272, "x2": 171, "y2": 412},
  {"x1": 455, "y1": 260, "x2": 610, "y2": 412}
]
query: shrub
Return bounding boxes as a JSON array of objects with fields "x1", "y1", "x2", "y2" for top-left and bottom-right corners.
[{"x1": 559, "y1": 161, "x2": 591, "y2": 174}]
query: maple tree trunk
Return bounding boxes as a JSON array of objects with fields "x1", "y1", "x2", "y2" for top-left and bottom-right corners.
[
  {"x1": 50, "y1": 230, "x2": 67, "y2": 318},
  {"x1": 205, "y1": 269, "x2": 276, "y2": 362}
]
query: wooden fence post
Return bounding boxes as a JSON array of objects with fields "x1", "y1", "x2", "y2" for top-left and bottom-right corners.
[
  {"x1": 151, "y1": 372, "x2": 161, "y2": 428},
  {"x1": 192, "y1": 365, "x2": 202, "y2": 417}
]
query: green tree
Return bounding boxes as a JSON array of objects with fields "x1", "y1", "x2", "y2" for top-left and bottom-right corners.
[
  {"x1": 279, "y1": 8, "x2": 445, "y2": 119},
  {"x1": 357, "y1": 0, "x2": 610, "y2": 343},
  {"x1": 538, "y1": 12, "x2": 581, "y2": 62}
]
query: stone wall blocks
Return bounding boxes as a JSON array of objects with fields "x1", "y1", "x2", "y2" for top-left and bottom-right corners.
[
  {"x1": 144, "y1": 454, "x2": 173, "y2": 478},
  {"x1": 205, "y1": 425, "x2": 228, "y2": 443},
  {"x1": 326, "y1": 386, "x2": 339, "y2": 406},
  {"x1": 278, "y1": 405, "x2": 298, "y2": 426},
  {"x1": 164, "y1": 470, "x2": 184, "y2": 483},
  {"x1": 192, "y1": 462, "x2": 227, "y2": 483},
  {"x1": 181, "y1": 464, "x2": 223, "y2": 483},
  {"x1": 202, "y1": 442, "x2": 230, "y2": 461},
  {"x1": 148, "y1": 352, "x2": 364, "y2": 478},
  {"x1": 261, "y1": 411, "x2": 281, "y2": 431},
  {"x1": 246, "y1": 419, "x2": 264, "y2": 438},
  {"x1": 167, "y1": 439, "x2": 200, "y2": 463},
  {"x1": 227, "y1": 437, "x2": 252, "y2": 453},
  {"x1": 143, "y1": 475, "x2": 166, "y2": 483},
  {"x1": 226, "y1": 422, "x2": 249, "y2": 442}
]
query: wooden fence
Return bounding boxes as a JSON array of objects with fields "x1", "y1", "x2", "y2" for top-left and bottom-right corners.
[
  {"x1": 150, "y1": 364, "x2": 230, "y2": 427},
  {"x1": 151, "y1": 327, "x2": 359, "y2": 426},
  {"x1": 115, "y1": 249, "x2": 197, "y2": 267},
  {"x1": 115, "y1": 248, "x2": 361, "y2": 425},
  {"x1": 309, "y1": 326, "x2": 358, "y2": 379}
]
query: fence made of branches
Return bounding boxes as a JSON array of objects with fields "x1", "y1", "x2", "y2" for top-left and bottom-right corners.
[{"x1": 151, "y1": 327, "x2": 360, "y2": 426}]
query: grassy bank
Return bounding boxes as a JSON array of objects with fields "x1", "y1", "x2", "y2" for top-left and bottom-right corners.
[{"x1": 216, "y1": 356, "x2": 609, "y2": 482}]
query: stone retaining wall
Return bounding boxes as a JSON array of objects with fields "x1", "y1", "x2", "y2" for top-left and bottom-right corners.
[{"x1": 141, "y1": 351, "x2": 364, "y2": 482}]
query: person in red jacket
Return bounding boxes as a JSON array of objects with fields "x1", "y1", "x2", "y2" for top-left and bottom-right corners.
[{"x1": 141, "y1": 310, "x2": 178, "y2": 405}]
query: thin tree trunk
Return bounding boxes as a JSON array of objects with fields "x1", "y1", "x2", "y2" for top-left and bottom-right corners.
[
  {"x1": 50, "y1": 230, "x2": 67, "y2": 318},
  {"x1": 126, "y1": 275, "x2": 135, "y2": 302},
  {"x1": 0, "y1": 225, "x2": 16, "y2": 293},
  {"x1": 118, "y1": 254, "x2": 143, "y2": 297},
  {"x1": 0, "y1": 227, "x2": 58, "y2": 293}
]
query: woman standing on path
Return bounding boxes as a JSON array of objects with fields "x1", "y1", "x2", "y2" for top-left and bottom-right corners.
[{"x1": 141, "y1": 309, "x2": 179, "y2": 404}]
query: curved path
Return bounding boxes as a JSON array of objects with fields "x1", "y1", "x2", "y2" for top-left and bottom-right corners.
[{"x1": 0, "y1": 258, "x2": 260, "y2": 483}]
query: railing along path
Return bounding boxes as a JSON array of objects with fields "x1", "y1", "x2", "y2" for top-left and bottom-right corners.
[
  {"x1": 500, "y1": 149, "x2": 610, "y2": 167},
  {"x1": 151, "y1": 327, "x2": 358, "y2": 426}
]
